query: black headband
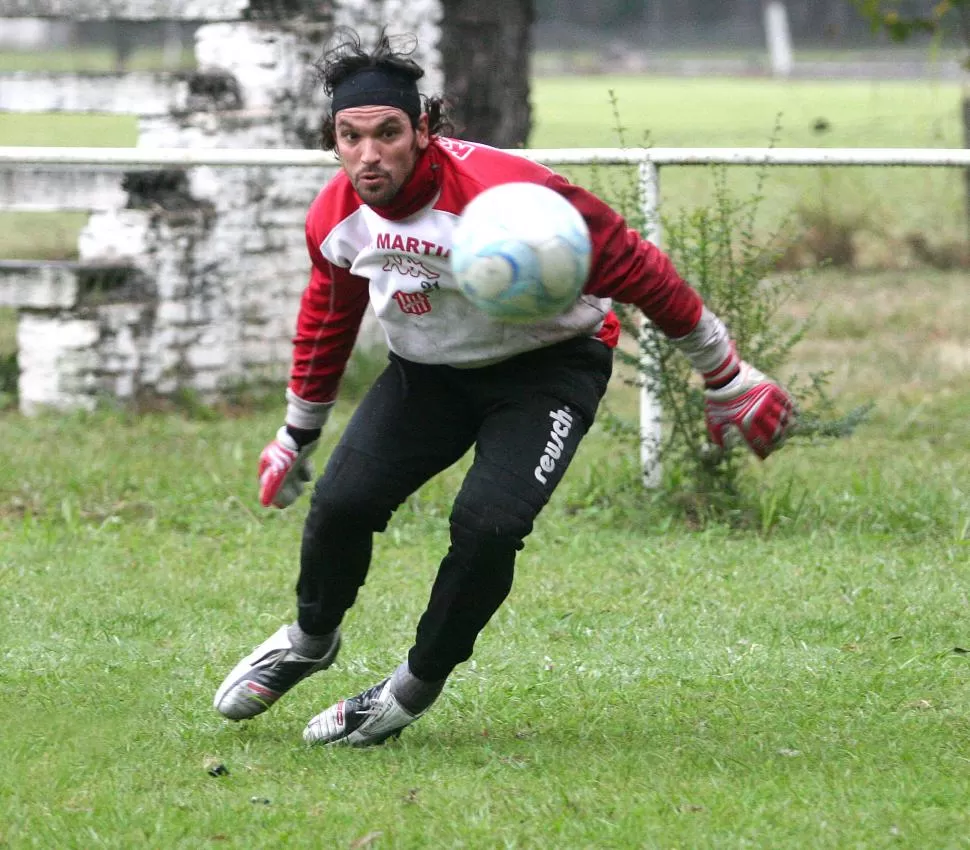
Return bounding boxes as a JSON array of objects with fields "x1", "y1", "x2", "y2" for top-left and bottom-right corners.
[{"x1": 330, "y1": 67, "x2": 421, "y2": 119}]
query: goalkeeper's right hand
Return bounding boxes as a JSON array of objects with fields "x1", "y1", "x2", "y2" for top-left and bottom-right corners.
[
  {"x1": 258, "y1": 426, "x2": 320, "y2": 509},
  {"x1": 703, "y1": 362, "x2": 795, "y2": 460}
]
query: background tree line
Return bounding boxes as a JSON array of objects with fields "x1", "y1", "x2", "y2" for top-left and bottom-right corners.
[{"x1": 534, "y1": 0, "x2": 956, "y2": 48}]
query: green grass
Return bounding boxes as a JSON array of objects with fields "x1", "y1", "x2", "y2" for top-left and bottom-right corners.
[
  {"x1": 0, "y1": 112, "x2": 136, "y2": 259},
  {"x1": 1, "y1": 406, "x2": 969, "y2": 848},
  {"x1": 0, "y1": 268, "x2": 968, "y2": 847},
  {"x1": 0, "y1": 46, "x2": 195, "y2": 73},
  {"x1": 532, "y1": 76, "x2": 960, "y2": 148},
  {"x1": 531, "y1": 76, "x2": 966, "y2": 258},
  {"x1": 0, "y1": 112, "x2": 137, "y2": 147}
]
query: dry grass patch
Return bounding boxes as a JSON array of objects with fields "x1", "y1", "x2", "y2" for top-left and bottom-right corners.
[{"x1": 783, "y1": 268, "x2": 970, "y2": 401}]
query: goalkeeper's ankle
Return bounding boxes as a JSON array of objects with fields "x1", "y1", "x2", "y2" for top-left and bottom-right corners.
[
  {"x1": 389, "y1": 661, "x2": 446, "y2": 715},
  {"x1": 286, "y1": 623, "x2": 337, "y2": 658}
]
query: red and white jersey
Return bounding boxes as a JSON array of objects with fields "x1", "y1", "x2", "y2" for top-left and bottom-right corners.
[{"x1": 290, "y1": 137, "x2": 703, "y2": 404}]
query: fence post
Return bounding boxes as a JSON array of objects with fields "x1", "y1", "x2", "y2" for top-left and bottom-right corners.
[{"x1": 638, "y1": 157, "x2": 663, "y2": 488}]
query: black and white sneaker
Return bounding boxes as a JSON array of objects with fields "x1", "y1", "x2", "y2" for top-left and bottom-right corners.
[
  {"x1": 213, "y1": 625, "x2": 340, "y2": 720},
  {"x1": 303, "y1": 678, "x2": 423, "y2": 746}
]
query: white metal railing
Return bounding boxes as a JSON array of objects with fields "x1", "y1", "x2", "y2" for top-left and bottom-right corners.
[
  {"x1": 5, "y1": 144, "x2": 970, "y2": 166},
  {"x1": 2, "y1": 145, "x2": 968, "y2": 481}
]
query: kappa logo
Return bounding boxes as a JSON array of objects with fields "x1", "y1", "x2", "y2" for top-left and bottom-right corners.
[
  {"x1": 534, "y1": 407, "x2": 574, "y2": 484},
  {"x1": 384, "y1": 254, "x2": 441, "y2": 281},
  {"x1": 393, "y1": 290, "x2": 433, "y2": 316},
  {"x1": 437, "y1": 137, "x2": 476, "y2": 161}
]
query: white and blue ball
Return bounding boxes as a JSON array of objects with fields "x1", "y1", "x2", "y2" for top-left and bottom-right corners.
[{"x1": 451, "y1": 182, "x2": 592, "y2": 323}]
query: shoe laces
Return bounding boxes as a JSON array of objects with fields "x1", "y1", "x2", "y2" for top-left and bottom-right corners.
[
  {"x1": 355, "y1": 679, "x2": 390, "y2": 716},
  {"x1": 264, "y1": 640, "x2": 330, "y2": 669},
  {"x1": 256, "y1": 647, "x2": 293, "y2": 670}
]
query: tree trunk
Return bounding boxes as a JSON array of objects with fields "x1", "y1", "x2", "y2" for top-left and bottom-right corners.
[
  {"x1": 644, "y1": 0, "x2": 665, "y2": 46},
  {"x1": 439, "y1": 0, "x2": 534, "y2": 148},
  {"x1": 958, "y1": 4, "x2": 970, "y2": 241}
]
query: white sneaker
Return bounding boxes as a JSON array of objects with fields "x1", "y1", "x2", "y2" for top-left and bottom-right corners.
[
  {"x1": 214, "y1": 625, "x2": 340, "y2": 720},
  {"x1": 303, "y1": 678, "x2": 423, "y2": 746}
]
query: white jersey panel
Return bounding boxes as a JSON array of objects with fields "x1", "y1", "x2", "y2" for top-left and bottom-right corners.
[{"x1": 317, "y1": 198, "x2": 612, "y2": 367}]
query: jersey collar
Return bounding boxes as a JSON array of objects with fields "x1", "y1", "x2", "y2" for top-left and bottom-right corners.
[{"x1": 369, "y1": 143, "x2": 442, "y2": 220}]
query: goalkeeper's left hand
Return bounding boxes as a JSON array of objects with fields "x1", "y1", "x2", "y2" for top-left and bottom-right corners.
[
  {"x1": 258, "y1": 426, "x2": 320, "y2": 508},
  {"x1": 704, "y1": 362, "x2": 795, "y2": 459}
]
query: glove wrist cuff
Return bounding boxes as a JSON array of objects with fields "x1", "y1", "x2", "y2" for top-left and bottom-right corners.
[
  {"x1": 285, "y1": 425, "x2": 322, "y2": 448},
  {"x1": 669, "y1": 307, "x2": 738, "y2": 385},
  {"x1": 704, "y1": 361, "x2": 767, "y2": 401},
  {"x1": 702, "y1": 351, "x2": 740, "y2": 388},
  {"x1": 285, "y1": 389, "x2": 334, "y2": 431}
]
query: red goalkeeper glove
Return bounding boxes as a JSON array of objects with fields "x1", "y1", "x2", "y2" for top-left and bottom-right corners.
[
  {"x1": 258, "y1": 426, "x2": 319, "y2": 508},
  {"x1": 704, "y1": 362, "x2": 795, "y2": 459}
]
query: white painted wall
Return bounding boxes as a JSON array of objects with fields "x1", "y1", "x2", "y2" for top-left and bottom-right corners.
[
  {"x1": 333, "y1": 0, "x2": 444, "y2": 96},
  {"x1": 0, "y1": 18, "x2": 72, "y2": 48},
  {"x1": 6, "y1": 0, "x2": 444, "y2": 413}
]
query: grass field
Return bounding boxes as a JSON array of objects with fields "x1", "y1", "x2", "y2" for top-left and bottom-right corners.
[
  {"x1": 0, "y1": 266, "x2": 968, "y2": 848},
  {"x1": 0, "y1": 46, "x2": 195, "y2": 73},
  {"x1": 1, "y1": 64, "x2": 970, "y2": 848},
  {"x1": 532, "y1": 76, "x2": 966, "y2": 269}
]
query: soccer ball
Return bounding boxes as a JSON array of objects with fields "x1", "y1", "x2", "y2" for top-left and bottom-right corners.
[{"x1": 451, "y1": 182, "x2": 592, "y2": 322}]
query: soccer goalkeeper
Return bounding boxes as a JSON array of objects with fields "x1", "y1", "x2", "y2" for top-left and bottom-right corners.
[{"x1": 213, "y1": 28, "x2": 795, "y2": 747}]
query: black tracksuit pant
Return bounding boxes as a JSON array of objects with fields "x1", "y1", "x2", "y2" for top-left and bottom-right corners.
[{"x1": 296, "y1": 335, "x2": 613, "y2": 682}]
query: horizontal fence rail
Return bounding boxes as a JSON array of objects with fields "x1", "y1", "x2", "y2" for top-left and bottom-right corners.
[
  {"x1": 2, "y1": 145, "x2": 966, "y2": 480},
  {"x1": 3, "y1": 146, "x2": 970, "y2": 167},
  {"x1": 0, "y1": 0, "x2": 290, "y2": 21}
]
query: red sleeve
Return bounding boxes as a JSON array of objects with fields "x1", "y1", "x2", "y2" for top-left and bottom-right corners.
[
  {"x1": 544, "y1": 173, "x2": 703, "y2": 338},
  {"x1": 288, "y1": 228, "x2": 370, "y2": 404}
]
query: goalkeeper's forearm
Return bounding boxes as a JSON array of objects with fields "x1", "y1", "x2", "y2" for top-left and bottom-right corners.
[
  {"x1": 668, "y1": 307, "x2": 740, "y2": 387},
  {"x1": 286, "y1": 388, "x2": 334, "y2": 436}
]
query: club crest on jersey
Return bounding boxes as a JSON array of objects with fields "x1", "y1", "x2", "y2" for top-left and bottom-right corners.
[
  {"x1": 393, "y1": 291, "x2": 433, "y2": 316},
  {"x1": 383, "y1": 254, "x2": 441, "y2": 282}
]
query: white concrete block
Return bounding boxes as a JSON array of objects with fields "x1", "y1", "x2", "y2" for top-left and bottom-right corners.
[
  {"x1": 334, "y1": 0, "x2": 443, "y2": 95},
  {"x1": 109, "y1": 372, "x2": 136, "y2": 399},
  {"x1": 98, "y1": 303, "x2": 150, "y2": 334},
  {"x1": 194, "y1": 23, "x2": 328, "y2": 113},
  {"x1": 0, "y1": 0, "x2": 253, "y2": 21},
  {"x1": 78, "y1": 211, "x2": 152, "y2": 262},
  {"x1": 137, "y1": 113, "x2": 288, "y2": 150},
  {"x1": 0, "y1": 169, "x2": 126, "y2": 213},
  {"x1": 189, "y1": 369, "x2": 224, "y2": 393},
  {"x1": 6, "y1": 2, "x2": 437, "y2": 413},
  {"x1": 263, "y1": 167, "x2": 337, "y2": 206},
  {"x1": 156, "y1": 301, "x2": 190, "y2": 324},
  {"x1": 185, "y1": 340, "x2": 229, "y2": 370},
  {"x1": 0, "y1": 71, "x2": 178, "y2": 115},
  {"x1": 0, "y1": 263, "x2": 79, "y2": 309},
  {"x1": 17, "y1": 314, "x2": 100, "y2": 415},
  {"x1": 0, "y1": 18, "x2": 69, "y2": 49}
]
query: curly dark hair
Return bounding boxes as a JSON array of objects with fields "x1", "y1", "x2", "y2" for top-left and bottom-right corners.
[{"x1": 316, "y1": 27, "x2": 453, "y2": 151}]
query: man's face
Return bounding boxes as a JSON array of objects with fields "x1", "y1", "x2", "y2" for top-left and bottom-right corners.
[{"x1": 334, "y1": 105, "x2": 430, "y2": 206}]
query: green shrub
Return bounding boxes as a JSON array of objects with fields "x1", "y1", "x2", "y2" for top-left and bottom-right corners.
[
  {"x1": 0, "y1": 350, "x2": 16, "y2": 411},
  {"x1": 596, "y1": 161, "x2": 871, "y2": 519}
]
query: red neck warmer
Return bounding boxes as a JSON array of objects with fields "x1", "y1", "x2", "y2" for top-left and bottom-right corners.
[{"x1": 370, "y1": 143, "x2": 442, "y2": 221}]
